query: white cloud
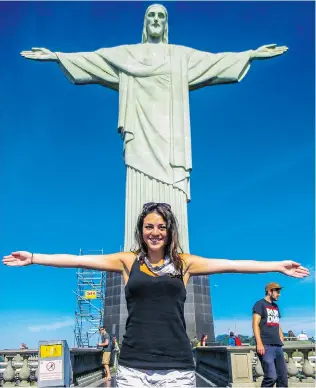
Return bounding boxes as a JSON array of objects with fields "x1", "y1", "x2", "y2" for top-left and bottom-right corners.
[
  {"x1": 214, "y1": 309, "x2": 315, "y2": 337},
  {"x1": 28, "y1": 318, "x2": 74, "y2": 333}
]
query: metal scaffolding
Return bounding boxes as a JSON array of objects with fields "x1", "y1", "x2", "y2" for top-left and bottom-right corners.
[{"x1": 74, "y1": 249, "x2": 105, "y2": 347}]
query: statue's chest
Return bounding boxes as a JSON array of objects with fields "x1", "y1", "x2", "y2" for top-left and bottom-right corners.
[
  {"x1": 145, "y1": 46, "x2": 166, "y2": 58},
  {"x1": 141, "y1": 45, "x2": 169, "y2": 67}
]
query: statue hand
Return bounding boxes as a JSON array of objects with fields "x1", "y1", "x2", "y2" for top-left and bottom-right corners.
[
  {"x1": 20, "y1": 47, "x2": 58, "y2": 62},
  {"x1": 251, "y1": 44, "x2": 288, "y2": 60}
]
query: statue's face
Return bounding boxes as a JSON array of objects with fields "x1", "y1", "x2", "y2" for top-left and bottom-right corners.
[{"x1": 145, "y1": 6, "x2": 167, "y2": 40}]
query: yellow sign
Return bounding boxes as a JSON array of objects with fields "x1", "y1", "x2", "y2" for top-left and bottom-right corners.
[
  {"x1": 40, "y1": 344, "x2": 62, "y2": 358},
  {"x1": 85, "y1": 290, "x2": 97, "y2": 299}
]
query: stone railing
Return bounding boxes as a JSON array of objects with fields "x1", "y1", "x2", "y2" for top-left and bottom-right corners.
[
  {"x1": 0, "y1": 348, "x2": 104, "y2": 387},
  {"x1": 196, "y1": 344, "x2": 315, "y2": 387},
  {"x1": 195, "y1": 346, "x2": 255, "y2": 387}
]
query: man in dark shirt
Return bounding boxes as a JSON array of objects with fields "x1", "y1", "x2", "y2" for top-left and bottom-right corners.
[
  {"x1": 97, "y1": 327, "x2": 112, "y2": 381},
  {"x1": 252, "y1": 282, "x2": 287, "y2": 387}
]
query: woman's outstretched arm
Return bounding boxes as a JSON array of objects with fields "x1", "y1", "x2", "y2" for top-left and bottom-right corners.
[
  {"x1": 2, "y1": 251, "x2": 134, "y2": 273},
  {"x1": 184, "y1": 254, "x2": 310, "y2": 278}
]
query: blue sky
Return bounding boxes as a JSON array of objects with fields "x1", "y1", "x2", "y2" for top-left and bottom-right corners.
[{"x1": 0, "y1": 1, "x2": 314, "y2": 349}]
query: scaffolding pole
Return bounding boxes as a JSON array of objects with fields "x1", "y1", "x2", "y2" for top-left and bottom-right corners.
[{"x1": 74, "y1": 249, "x2": 105, "y2": 347}]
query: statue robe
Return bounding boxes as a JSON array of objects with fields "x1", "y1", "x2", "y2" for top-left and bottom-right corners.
[{"x1": 56, "y1": 44, "x2": 252, "y2": 250}]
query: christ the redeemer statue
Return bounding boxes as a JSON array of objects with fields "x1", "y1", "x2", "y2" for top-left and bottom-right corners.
[{"x1": 21, "y1": 4, "x2": 287, "y2": 253}]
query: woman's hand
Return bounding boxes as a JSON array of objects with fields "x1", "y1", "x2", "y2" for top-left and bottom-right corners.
[
  {"x1": 278, "y1": 260, "x2": 310, "y2": 278},
  {"x1": 3, "y1": 251, "x2": 33, "y2": 267}
]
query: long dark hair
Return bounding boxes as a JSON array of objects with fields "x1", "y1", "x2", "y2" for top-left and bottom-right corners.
[
  {"x1": 200, "y1": 334, "x2": 207, "y2": 343},
  {"x1": 134, "y1": 203, "x2": 183, "y2": 274}
]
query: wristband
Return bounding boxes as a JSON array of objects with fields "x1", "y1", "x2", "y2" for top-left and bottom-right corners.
[{"x1": 31, "y1": 253, "x2": 34, "y2": 264}]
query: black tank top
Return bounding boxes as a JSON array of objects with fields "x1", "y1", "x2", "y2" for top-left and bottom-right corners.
[{"x1": 118, "y1": 259, "x2": 195, "y2": 370}]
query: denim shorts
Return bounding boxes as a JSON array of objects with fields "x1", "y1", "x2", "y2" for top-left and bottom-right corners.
[{"x1": 116, "y1": 364, "x2": 196, "y2": 387}]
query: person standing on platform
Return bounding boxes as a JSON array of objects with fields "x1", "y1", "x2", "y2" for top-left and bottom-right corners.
[
  {"x1": 228, "y1": 332, "x2": 236, "y2": 346},
  {"x1": 98, "y1": 327, "x2": 112, "y2": 381},
  {"x1": 197, "y1": 334, "x2": 208, "y2": 347},
  {"x1": 191, "y1": 336, "x2": 199, "y2": 348},
  {"x1": 252, "y1": 282, "x2": 288, "y2": 387},
  {"x1": 296, "y1": 330, "x2": 309, "y2": 341}
]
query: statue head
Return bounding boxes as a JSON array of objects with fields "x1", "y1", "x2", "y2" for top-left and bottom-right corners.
[{"x1": 142, "y1": 4, "x2": 168, "y2": 44}]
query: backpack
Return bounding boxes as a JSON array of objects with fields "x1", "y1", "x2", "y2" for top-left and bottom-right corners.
[{"x1": 235, "y1": 336, "x2": 242, "y2": 346}]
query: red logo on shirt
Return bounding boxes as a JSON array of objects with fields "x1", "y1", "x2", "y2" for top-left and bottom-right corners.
[{"x1": 266, "y1": 307, "x2": 280, "y2": 326}]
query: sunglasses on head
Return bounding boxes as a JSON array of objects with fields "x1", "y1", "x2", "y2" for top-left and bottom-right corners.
[
  {"x1": 272, "y1": 288, "x2": 282, "y2": 293},
  {"x1": 143, "y1": 202, "x2": 171, "y2": 211}
]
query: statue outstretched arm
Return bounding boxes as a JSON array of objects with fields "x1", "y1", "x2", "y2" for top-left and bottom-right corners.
[
  {"x1": 21, "y1": 47, "x2": 119, "y2": 90},
  {"x1": 187, "y1": 43, "x2": 288, "y2": 91},
  {"x1": 187, "y1": 47, "x2": 252, "y2": 90}
]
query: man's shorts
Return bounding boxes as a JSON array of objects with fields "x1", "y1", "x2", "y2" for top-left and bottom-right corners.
[{"x1": 102, "y1": 351, "x2": 111, "y2": 365}]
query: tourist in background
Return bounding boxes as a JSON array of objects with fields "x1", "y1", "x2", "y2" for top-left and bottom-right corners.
[
  {"x1": 3, "y1": 204, "x2": 309, "y2": 387},
  {"x1": 191, "y1": 336, "x2": 199, "y2": 359},
  {"x1": 228, "y1": 332, "x2": 236, "y2": 346},
  {"x1": 297, "y1": 330, "x2": 309, "y2": 341},
  {"x1": 97, "y1": 327, "x2": 112, "y2": 381},
  {"x1": 252, "y1": 282, "x2": 287, "y2": 387},
  {"x1": 191, "y1": 336, "x2": 199, "y2": 348},
  {"x1": 111, "y1": 336, "x2": 120, "y2": 370},
  {"x1": 228, "y1": 332, "x2": 242, "y2": 346},
  {"x1": 197, "y1": 334, "x2": 208, "y2": 347},
  {"x1": 112, "y1": 336, "x2": 120, "y2": 351},
  {"x1": 287, "y1": 330, "x2": 296, "y2": 341},
  {"x1": 287, "y1": 330, "x2": 295, "y2": 338}
]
